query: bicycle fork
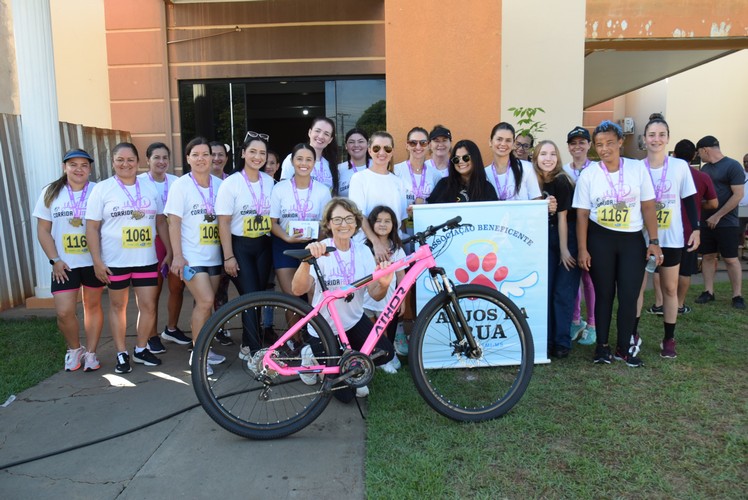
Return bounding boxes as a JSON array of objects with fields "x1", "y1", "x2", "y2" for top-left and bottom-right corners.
[{"x1": 429, "y1": 269, "x2": 482, "y2": 359}]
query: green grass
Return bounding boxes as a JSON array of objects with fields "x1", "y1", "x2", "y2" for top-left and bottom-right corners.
[
  {"x1": 366, "y1": 281, "x2": 748, "y2": 498},
  {"x1": 0, "y1": 318, "x2": 65, "y2": 401}
]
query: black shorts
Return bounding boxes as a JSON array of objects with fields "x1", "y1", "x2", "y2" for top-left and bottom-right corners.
[
  {"x1": 679, "y1": 248, "x2": 699, "y2": 277},
  {"x1": 51, "y1": 266, "x2": 105, "y2": 294},
  {"x1": 190, "y1": 265, "x2": 223, "y2": 276},
  {"x1": 699, "y1": 225, "x2": 740, "y2": 259},
  {"x1": 108, "y1": 264, "x2": 159, "y2": 290},
  {"x1": 658, "y1": 247, "x2": 683, "y2": 268}
]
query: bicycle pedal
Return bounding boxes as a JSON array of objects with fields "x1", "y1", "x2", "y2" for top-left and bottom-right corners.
[{"x1": 371, "y1": 348, "x2": 387, "y2": 360}]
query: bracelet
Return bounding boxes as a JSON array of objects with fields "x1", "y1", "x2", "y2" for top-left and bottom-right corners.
[{"x1": 224, "y1": 256, "x2": 236, "y2": 262}]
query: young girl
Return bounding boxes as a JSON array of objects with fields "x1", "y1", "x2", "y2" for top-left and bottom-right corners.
[{"x1": 363, "y1": 206, "x2": 406, "y2": 372}]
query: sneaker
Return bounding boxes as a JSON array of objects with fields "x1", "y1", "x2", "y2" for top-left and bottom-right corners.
[
  {"x1": 570, "y1": 320, "x2": 587, "y2": 342},
  {"x1": 378, "y1": 359, "x2": 398, "y2": 374},
  {"x1": 614, "y1": 346, "x2": 644, "y2": 367},
  {"x1": 646, "y1": 304, "x2": 664, "y2": 315},
  {"x1": 207, "y1": 348, "x2": 226, "y2": 365},
  {"x1": 394, "y1": 326, "x2": 409, "y2": 356},
  {"x1": 732, "y1": 296, "x2": 746, "y2": 310},
  {"x1": 189, "y1": 351, "x2": 213, "y2": 376},
  {"x1": 678, "y1": 305, "x2": 692, "y2": 314},
  {"x1": 391, "y1": 355, "x2": 402, "y2": 370},
  {"x1": 238, "y1": 345, "x2": 252, "y2": 361},
  {"x1": 64, "y1": 346, "x2": 85, "y2": 371},
  {"x1": 147, "y1": 335, "x2": 166, "y2": 354},
  {"x1": 299, "y1": 345, "x2": 319, "y2": 386},
  {"x1": 578, "y1": 326, "x2": 596, "y2": 346},
  {"x1": 115, "y1": 352, "x2": 132, "y2": 374},
  {"x1": 132, "y1": 348, "x2": 162, "y2": 366},
  {"x1": 694, "y1": 291, "x2": 715, "y2": 304},
  {"x1": 83, "y1": 352, "x2": 100, "y2": 372},
  {"x1": 355, "y1": 385, "x2": 370, "y2": 398},
  {"x1": 215, "y1": 328, "x2": 234, "y2": 346},
  {"x1": 552, "y1": 346, "x2": 570, "y2": 359},
  {"x1": 660, "y1": 338, "x2": 677, "y2": 358},
  {"x1": 593, "y1": 345, "x2": 612, "y2": 364},
  {"x1": 161, "y1": 326, "x2": 192, "y2": 345},
  {"x1": 629, "y1": 332, "x2": 642, "y2": 357}
]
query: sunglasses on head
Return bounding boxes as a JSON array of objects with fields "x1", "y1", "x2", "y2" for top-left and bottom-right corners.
[
  {"x1": 407, "y1": 140, "x2": 429, "y2": 147},
  {"x1": 371, "y1": 145, "x2": 393, "y2": 154},
  {"x1": 451, "y1": 154, "x2": 471, "y2": 164},
  {"x1": 245, "y1": 130, "x2": 270, "y2": 142}
]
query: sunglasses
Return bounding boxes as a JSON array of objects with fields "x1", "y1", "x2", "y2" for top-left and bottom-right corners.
[
  {"x1": 371, "y1": 145, "x2": 393, "y2": 154},
  {"x1": 451, "y1": 154, "x2": 471, "y2": 164},
  {"x1": 245, "y1": 130, "x2": 270, "y2": 142},
  {"x1": 407, "y1": 140, "x2": 429, "y2": 147}
]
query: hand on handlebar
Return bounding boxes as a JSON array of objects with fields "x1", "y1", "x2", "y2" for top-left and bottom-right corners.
[{"x1": 304, "y1": 241, "x2": 332, "y2": 259}]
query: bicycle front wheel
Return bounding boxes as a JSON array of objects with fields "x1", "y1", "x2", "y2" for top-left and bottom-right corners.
[
  {"x1": 409, "y1": 284, "x2": 534, "y2": 422},
  {"x1": 192, "y1": 292, "x2": 340, "y2": 440}
]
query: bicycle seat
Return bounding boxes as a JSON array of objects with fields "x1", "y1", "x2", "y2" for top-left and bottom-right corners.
[{"x1": 283, "y1": 246, "x2": 337, "y2": 262}]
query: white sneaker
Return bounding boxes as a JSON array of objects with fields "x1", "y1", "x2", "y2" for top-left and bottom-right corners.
[
  {"x1": 83, "y1": 351, "x2": 100, "y2": 372},
  {"x1": 299, "y1": 345, "x2": 319, "y2": 386},
  {"x1": 207, "y1": 348, "x2": 226, "y2": 365},
  {"x1": 356, "y1": 386, "x2": 369, "y2": 398},
  {"x1": 391, "y1": 355, "x2": 402, "y2": 370},
  {"x1": 189, "y1": 351, "x2": 213, "y2": 376},
  {"x1": 378, "y1": 359, "x2": 398, "y2": 374},
  {"x1": 65, "y1": 346, "x2": 85, "y2": 371},
  {"x1": 238, "y1": 345, "x2": 251, "y2": 361}
]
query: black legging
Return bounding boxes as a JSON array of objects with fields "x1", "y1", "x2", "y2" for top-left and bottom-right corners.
[
  {"x1": 587, "y1": 222, "x2": 646, "y2": 352},
  {"x1": 231, "y1": 234, "x2": 272, "y2": 350}
]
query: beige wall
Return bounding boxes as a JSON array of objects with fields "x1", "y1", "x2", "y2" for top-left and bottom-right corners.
[
  {"x1": 618, "y1": 50, "x2": 748, "y2": 160},
  {"x1": 0, "y1": 0, "x2": 19, "y2": 114},
  {"x1": 50, "y1": 0, "x2": 111, "y2": 128},
  {"x1": 501, "y1": 0, "x2": 587, "y2": 163}
]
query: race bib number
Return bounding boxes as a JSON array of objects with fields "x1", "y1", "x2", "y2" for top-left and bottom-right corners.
[
  {"x1": 122, "y1": 226, "x2": 153, "y2": 249},
  {"x1": 62, "y1": 233, "x2": 88, "y2": 255},
  {"x1": 243, "y1": 215, "x2": 271, "y2": 238},
  {"x1": 656, "y1": 209, "x2": 672, "y2": 229},
  {"x1": 199, "y1": 223, "x2": 220, "y2": 245},
  {"x1": 597, "y1": 206, "x2": 630, "y2": 229}
]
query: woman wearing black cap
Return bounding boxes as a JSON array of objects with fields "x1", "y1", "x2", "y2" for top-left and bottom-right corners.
[
  {"x1": 425, "y1": 125, "x2": 453, "y2": 180},
  {"x1": 33, "y1": 149, "x2": 105, "y2": 372}
]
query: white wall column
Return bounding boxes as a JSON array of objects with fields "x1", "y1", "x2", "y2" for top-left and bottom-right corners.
[{"x1": 12, "y1": 0, "x2": 61, "y2": 298}]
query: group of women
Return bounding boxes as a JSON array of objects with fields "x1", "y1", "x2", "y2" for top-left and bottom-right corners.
[{"x1": 36, "y1": 112, "x2": 694, "y2": 379}]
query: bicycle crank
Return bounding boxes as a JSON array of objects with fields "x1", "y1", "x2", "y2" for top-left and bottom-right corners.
[{"x1": 334, "y1": 351, "x2": 376, "y2": 388}]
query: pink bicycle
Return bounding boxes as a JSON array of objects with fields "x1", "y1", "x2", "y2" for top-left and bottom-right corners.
[{"x1": 192, "y1": 216, "x2": 533, "y2": 439}]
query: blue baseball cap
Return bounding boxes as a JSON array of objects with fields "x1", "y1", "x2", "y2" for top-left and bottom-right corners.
[{"x1": 62, "y1": 149, "x2": 94, "y2": 163}]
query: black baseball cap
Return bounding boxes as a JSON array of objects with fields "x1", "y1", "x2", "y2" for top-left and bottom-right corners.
[
  {"x1": 696, "y1": 136, "x2": 719, "y2": 149},
  {"x1": 567, "y1": 126, "x2": 591, "y2": 143},
  {"x1": 429, "y1": 126, "x2": 452, "y2": 141}
]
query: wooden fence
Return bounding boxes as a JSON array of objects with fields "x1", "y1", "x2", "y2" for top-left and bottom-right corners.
[{"x1": 0, "y1": 114, "x2": 130, "y2": 311}]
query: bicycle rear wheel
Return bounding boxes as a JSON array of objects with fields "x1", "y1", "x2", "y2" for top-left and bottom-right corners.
[
  {"x1": 409, "y1": 284, "x2": 534, "y2": 422},
  {"x1": 192, "y1": 292, "x2": 340, "y2": 440}
]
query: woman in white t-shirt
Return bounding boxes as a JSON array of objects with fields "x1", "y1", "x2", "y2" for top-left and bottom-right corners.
[
  {"x1": 279, "y1": 117, "x2": 340, "y2": 195},
  {"x1": 572, "y1": 120, "x2": 662, "y2": 367},
  {"x1": 216, "y1": 135, "x2": 276, "y2": 358},
  {"x1": 338, "y1": 128, "x2": 370, "y2": 197},
  {"x1": 634, "y1": 114, "x2": 699, "y2": 359},
  {"x1": 165, "y1": 137, "x2": 226, "y2": 373},
  {"x1": 348, "y1": 131, "x2": 407, "y2": 263},
  {"x1": 425, "y1": 125, "x2": 452, "y2": 179},
  {"x1": 485, "y1": 122, "x2": 543, "y2": 201},
  {"x1": 137, "y1": 143, "x2": 188, "y2": 353},
  {"x1": 86, "y1": 142, "x2": 172, "y2": 375},
  {"x1": 33, "y1": 149, "x2": 105, "y2": 372},
  {"x1": 291, "y1": 197, "x2": 396, "y2": 400},
  {"x1": 270, "y1": 143, "x2": 332, "y2": 302}
]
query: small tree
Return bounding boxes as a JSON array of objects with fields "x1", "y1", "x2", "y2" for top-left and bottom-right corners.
[
  {"x1": 508, "y1": 106, "x2": 546, "y2": 139},
  {"x1": 355, "y1": 100, "x2": 386, "y2": 137}
]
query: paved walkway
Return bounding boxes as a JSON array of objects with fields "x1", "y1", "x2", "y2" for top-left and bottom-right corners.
[{"x1": 0, "y1": 286, "x2": 367, "y2": 499}]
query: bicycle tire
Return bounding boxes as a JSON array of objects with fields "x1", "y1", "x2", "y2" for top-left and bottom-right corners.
[
  {"x1": 408, "y1": 284, "x2": 534, "y2": 422},
  {"x1": 192, "y1": 291, "x2": 340, "y2": 440}
]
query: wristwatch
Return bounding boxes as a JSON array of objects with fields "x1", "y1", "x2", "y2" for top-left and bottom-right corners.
[
  {"x1": 649, "y1": 239, "x2": 659, "y2": 246},
  {"x1": 49, "y1": 257, "x2": 60, "y2": 265}
]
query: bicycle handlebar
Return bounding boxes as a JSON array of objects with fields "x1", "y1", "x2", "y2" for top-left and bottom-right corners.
[
  {"x1": 402, "y1": 216, "x2": 462, "y2": 246},
  {"x1": 283, "y1": 246, "x2": 337, "y2": 262}
]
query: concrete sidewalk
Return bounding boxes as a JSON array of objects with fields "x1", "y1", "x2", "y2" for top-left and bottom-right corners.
[{"x1": 0, "y1": 287, "x2": 367, "y2": 499}]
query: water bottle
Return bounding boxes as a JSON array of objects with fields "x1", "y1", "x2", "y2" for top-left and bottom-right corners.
[{"x1": 645, "y1": 255, "x2": 657, "y2": 273}]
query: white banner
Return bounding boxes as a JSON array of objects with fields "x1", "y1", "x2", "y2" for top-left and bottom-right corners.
[{"x1": 413, "y1": 201, "x2": 549, "y2": 365}]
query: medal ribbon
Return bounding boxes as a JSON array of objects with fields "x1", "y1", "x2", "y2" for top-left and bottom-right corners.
[
  {"x1": 407, "y1": 161, "x2": 427, "y2": 200},
  {"x1": 65, "y1": 182, "x2": 89, "y2": 219},
  {"x1": 331, "y1": 238, "x2": 355, "y2": 285},
  {"x1": 599, "y1": 158, "x2": 625, "y2": 204},
  {"x1": 643, "y1": 157, "x2": 668, "y2": 203},
  {"x1": 114, "y1": 176, "x2": 143, "y2": 212},
  {"x1": 489, "y1": 162, "x2": 511, "y2": 200},
  {"x1": 572, "y1": 159, "x2": 591, "y2": 180},
  {"x1": 242, "y1": 169, "x2": 266, "y2": 216},
  {"x1": 291, "y1": 177, "x2": 314, "y2": 221},
  {"x1": 189, "y1": 173, "x2": 215, "y2": 217}
]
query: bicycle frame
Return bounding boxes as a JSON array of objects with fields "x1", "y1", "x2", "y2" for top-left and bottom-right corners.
[{"x1": 261, "y1": 241, "x2": 442, "y2": 377}]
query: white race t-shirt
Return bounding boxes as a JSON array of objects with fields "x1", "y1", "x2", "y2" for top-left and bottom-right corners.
[
  {"x1": 348, "y1": 169, "x2": 408, "y2": 234},
  {"x1": 215, "y1": 170, "x2": 275, "y2": 237},
  {"x1": 363, "y1": 246, "x2": 405, "y2": 313},
  {"x1": 642, "y1": 157, "x2": 697, "y2": 248},
  {"x1": 280, "y1": 155, "x2": 334, "y2": 190},
  {"x1": 562, "y1": 160, "x2": 591, "y2": 184},
  {"x1": 485, "y1": 160, "x2": 542, "y2": 200},
  {"x1": 425, "y1": 159, "x2": 449, "y2": 180},
  {"x1": 86, "y1": 176, "x2": 164, "y2": 267},
  {"x1": 164, "y1": 174, "x2": 223, "y2": 266},
  {"x1": 309, "y1": 239, "x2": 376, "y2": 332},
  {"x1": 270, "y1": 178, "x2": 332, "y2": 235},
  {"x1": 337, "y1": 160, "x2": 370, "y2": 197},
  {"x1": 572, "y1": 158, "x2": 656, "y2": 233},
  {"x1": 33, "y1": 181, "x2": 97, "y2": 269},
  {"x1": 137, "y1": 172, "x2": 179, "y2": 207}
]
